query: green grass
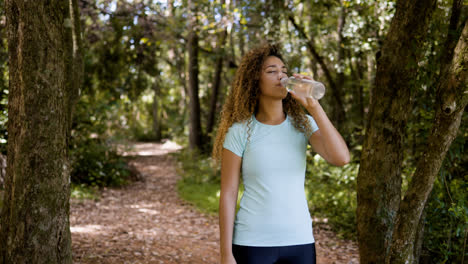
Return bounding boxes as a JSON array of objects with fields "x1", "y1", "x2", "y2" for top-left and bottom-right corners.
[
  {"x1": 177, "y1": 178, "x2": 244, "y2": 215},
  {"x1": 71, "y1": 184, "x2": 100, "y2": 201},
  {"x1": 177, "y1": 180, "x2": 221, "y2": 214},
  {"x1": 0, "y1": 185, "x2": 98, "y2": 212},
  {"x1": 173, "y1": 148, "x2": 242, "y2": 215}
]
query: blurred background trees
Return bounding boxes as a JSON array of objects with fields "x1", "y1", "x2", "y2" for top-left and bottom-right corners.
[{"x1": 0, "y1": 0, "x2": 466, "y2": 263}]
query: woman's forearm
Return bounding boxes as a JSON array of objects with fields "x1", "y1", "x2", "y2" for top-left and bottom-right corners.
[
  {"x1": 307, "y1": 104, "x2": 350, "y2": 165},
  {"x1": 219, "y1": 190, "x2": 238, "y2": 258}
]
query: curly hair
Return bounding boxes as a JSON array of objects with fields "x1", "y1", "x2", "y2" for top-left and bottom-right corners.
[{"x1": 212, "y1": 44, "x2": 313, "y2": 162}]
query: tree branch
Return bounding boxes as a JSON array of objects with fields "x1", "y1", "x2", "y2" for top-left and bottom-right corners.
[
  {"x1": 440, "y1": 0, "x2": 464, "y2": 68},
  {"x1": 288, "y1": 14, "x2": 346, "y2": 122},
  {"x1": 288, "y1": 15, "x2": 336, "y2": 90}
]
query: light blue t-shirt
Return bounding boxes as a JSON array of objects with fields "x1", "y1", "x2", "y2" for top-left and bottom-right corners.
[{"x1": 223, "y1": 114, "x2": 319, "y2": 247}]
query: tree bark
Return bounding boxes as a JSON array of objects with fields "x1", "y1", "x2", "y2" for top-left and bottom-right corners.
[
  {"x1": 187, "y1": 0, "x2": 203, "y2": 150},
  {"x1": 207, "y1": 27, "x2": 227, "y2": 137},
  {"x1": 0, "y1": 0, "x2": 82, "y2": 263},
  {"x1": 349, "y1": 51, "x2": 365, "y2": 127},
  {"x1": 152, "y1": 78, "x2": 162, "y2": 142},
  {"x1": 0, "y1": 154, "x2": 5, "y2": 190},
  {"x1": 440, "y1": 0, "x2": 464, "y2": 68},
  {"x1": 388, "y1": 20, "x2": 467, "y2": 264},
  {"x1": 335, "y1": 3, "x2": 347, "y2": 127},
  {"x1": 356, "y1": 1, "x2": 437, "y2": 263}
]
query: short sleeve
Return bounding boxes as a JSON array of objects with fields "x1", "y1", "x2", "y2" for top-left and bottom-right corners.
[
  {"x1": 305, "y1": 115, "x2": 319, "y2": 140},
  {"x1": 223, "y1": 123, "x2": 247, "y2": 157}
]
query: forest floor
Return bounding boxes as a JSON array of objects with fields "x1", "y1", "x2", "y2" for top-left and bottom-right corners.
[{"x1": 71, "y1": 141, "x2": 359, "y2": 264}]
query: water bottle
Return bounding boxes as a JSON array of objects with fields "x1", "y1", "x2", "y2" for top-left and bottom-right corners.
[{"x1": 280, "y1": 76, "x2": 326, "y2": 100}]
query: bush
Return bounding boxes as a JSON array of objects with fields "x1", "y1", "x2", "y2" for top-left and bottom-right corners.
[
  {"x1": 69, "y1": 138, "x2": 130, "y2": 187},
  {"x1": 305, "y1": 149, "x2": 358, "y2": 240},
  {"x1": 71, "y1": 183, "x2": 99, "y2": 201},
  {"x1": 69, "y1": 93, "x2": 131, "y2": 187},
  {"x1": 174, "y1": 149, "x2": 243, "y2": 214},
  {"x1": 173, "y1": 148, "x2": 220, "y2": 185},
  {"x1": 420, "y1": 130, "x2": 467, "y2": 263},
  {"x1": 422, "y1": 177, "x2": 468, "y2": 263},
  {"x1": 174, "y1": 149, "x2": 221, "y2": 214}
]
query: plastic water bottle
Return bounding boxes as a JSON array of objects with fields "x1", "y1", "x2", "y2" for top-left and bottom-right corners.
[{"x1": 280, "y1": 76, "x2": 326, "y2": 100}]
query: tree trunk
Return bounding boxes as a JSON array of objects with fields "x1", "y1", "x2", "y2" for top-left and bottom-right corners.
[
  {"x1": 356, "y1": 1, "x2": 437, "y2": 263},
  {"x1": 440, "y1": 0, "x2": 464, "y2": 68},
  {"x1": 187, "y1": 0, "x2": 203, "y2": 150},
  {"x1": 207, "y1": 28, "x2": 227, "y2": 137},
  {"x1": 349, "y1": 51, "x2": 365, "y2": 127},
  {"x1": 152, "y1": 78, "x2": 162, "y2": 142},
  {"x1": 335, "y1": 3, "x2": 347, "y2": 128},
  {"x1": 0, "y1": 0, "x2": 82, "y2": 263},
  {"x1": 388, "y1": 20, "x2": 467, "y2": 264},
  {"x1": 0, "y1": 154, "x2": 5, "y2": 190},
  {"x1": 238, "y1": 24, "x2": 245, "y2": 59}
]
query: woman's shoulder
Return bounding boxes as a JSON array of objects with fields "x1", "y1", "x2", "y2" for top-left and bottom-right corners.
[{"x1": 229, "y1": 117, "x2": 252, "y2": 130}]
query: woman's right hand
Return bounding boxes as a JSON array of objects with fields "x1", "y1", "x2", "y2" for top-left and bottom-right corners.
[{"x1": 221, "y1": 254, "x2": 237, "y2": 264}]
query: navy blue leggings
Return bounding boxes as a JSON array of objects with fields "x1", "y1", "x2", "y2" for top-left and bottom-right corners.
[{"x1": 232, "y1": 243, "x2": 316, "y2": 264}]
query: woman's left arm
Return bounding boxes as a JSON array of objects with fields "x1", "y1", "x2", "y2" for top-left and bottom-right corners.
[{"x1": 289, "y1": 74, "x2": 350, "y2": 166}]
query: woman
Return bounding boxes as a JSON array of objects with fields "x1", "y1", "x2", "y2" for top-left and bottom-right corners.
[{"x1": 212, "y1": 44, "x2": 350, "y2": 264}]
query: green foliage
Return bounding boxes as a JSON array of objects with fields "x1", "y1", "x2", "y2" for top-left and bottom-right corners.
[
  {"x1": 71, "y1": 184, "x2": 100, "y2": 201},
  {"x1": 69, "y1": 137, "x2": 129, "y2": 187},
  {"x1": 173, "y1": 148, "x2": 221, "y2": 185},
  {"x1": 126, "y1": 91, "x2": 160, "y2": 142},
  {"x1": 69, "y1": 93, "x2": 132, "y2": 187},
  {"x1": 0, "y1": 0, "x2": 8, "y2": 155},
  {"x1": 305, "y1": 149, "x2": 358, "y2": 240},
  {"x1": 174, "y1": 149, "x2": 221, "y2": 215},
  {"x1": 421, "y1": 119, "x2": 468, "y2": 263},
  {"x1": 177, "y1": 180, "x2": 220, "y2": 215},
  {"x1": 174, "y1": 149, "x2": 243, "y2": 214}
]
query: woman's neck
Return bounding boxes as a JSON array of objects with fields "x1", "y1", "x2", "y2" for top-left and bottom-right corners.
[{"x1": 255, "y1": 97, "x2": 285, "y2": 125}]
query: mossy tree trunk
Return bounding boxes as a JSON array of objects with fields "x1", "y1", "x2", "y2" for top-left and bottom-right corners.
[
  {"x1": 0, "y1": 0, "x2": 83, "y2": 263},
  {"x1": 356, "y1": 0, "x2": 437, "y2": 263},
  {"x1": 388, "y1": 20, "x2": 467, "y2": 264}
]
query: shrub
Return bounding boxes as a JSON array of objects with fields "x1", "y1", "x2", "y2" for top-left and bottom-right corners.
[
  {"x1": 305, "y1": 150, "x2": 358, "y2": 239},
  {"x1": 68, "y1": 92, "x2": 133, "y2": 187},
  {"x1": 69, "y1": 138, "x2": 130, "y2": 187},
  {"x1": 420, "y1": 132, "x2": 467, "y2": 263},
  {"x1": 174, "y1": 149, "x2": 244, "y2": 214},
  {"x1": 173, "y1": 148, "x2": 220, "y2": 185}
]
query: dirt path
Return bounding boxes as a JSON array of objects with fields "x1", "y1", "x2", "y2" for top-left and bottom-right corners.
[{"x1": 71, "y1": 141, "x2": 359, "y2": 264}]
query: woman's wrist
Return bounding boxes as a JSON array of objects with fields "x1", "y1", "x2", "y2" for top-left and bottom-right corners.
[
  {"x1": 221, "y1": 251, "x2": 234, "y2": 259},
  {"x1": 220, "y1": 244, "x2": 233, "y2": 256},
  {"x1": 306, "y1": 103, "x2": 324, "y2": 117}
]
